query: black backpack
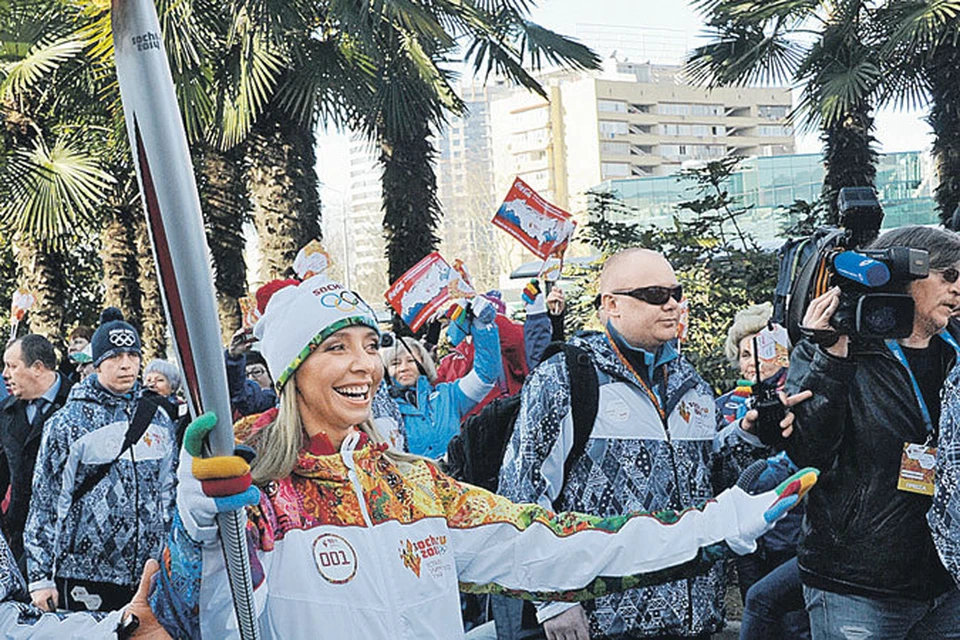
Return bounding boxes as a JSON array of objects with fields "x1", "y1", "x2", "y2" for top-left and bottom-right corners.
[
  {"x1": 773, "y1": 226, "x2": 847, "y2": 344},
  {"x1": 445, "y1": 341, "x2": 600, "y2": 504}
]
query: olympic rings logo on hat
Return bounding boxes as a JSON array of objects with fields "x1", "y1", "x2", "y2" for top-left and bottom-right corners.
[
  {"x1": 109, "y1": 329, "x2": 138, "y2": 348},
  {"x1": 321, "y1": 291, "x2": 362, "y2": 312}
]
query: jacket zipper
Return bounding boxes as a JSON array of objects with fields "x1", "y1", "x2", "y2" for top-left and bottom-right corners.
[
  {"x1": 341, "y1": 434, "x2": 404, "y2": 634},
  {"x1": 656, "y1": 370, "x2": 696, "y2": 634},
  {"x1": 127, "y1": 400, "x2": 140, "y2": 589}
]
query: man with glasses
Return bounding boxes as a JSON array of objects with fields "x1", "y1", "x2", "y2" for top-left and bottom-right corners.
[
  {"x1": 790, "y1": 225, "x2": 960, "y2": 639},
  {"x1": 224, "y1": 329, "x2": 277, "y2": 418},
  {"x1": 499, "y1": 248, "x2": 741, "y2": 639}
]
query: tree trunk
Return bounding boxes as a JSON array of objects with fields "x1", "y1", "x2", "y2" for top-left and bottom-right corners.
[
  {"x1": 380, "y1": 119, "x2": 442, "y2": 334},
  {"x1": 133, "y1": 215, "x2": 167, "y2": 361},
  {"x1": 101, "y1": 205, "x2": 143, "y2": 323},
  {"x1": 927, "y1": 40, "x2": 960, "y2": 224},
  {"x1": 246, "y1": 108, "x2": 322, "y2": 283},
  {"x1": 820, "y1": 102, "x2": 878, "y2": 225},
  {"x1": 198, "y1": 144, "x2": 248, "y2": 343},
  {"x1": 15, "y1": 236, "x2": 67, "y2": 344}
]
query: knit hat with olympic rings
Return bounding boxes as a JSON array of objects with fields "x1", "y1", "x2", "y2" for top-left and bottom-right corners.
[{"x1": 253, "y1": 276, "x2": 380, "y2": 390}]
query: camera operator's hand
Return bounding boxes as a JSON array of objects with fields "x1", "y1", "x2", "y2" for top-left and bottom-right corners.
[
  {"x1": 740, "y1": 390, "x2": 813, "y2": 438},
  {"x1": 802, "y1": 287, "x2": 849, "y2": 358}
]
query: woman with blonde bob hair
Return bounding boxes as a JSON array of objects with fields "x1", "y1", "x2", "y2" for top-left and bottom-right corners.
[{"x1": 147, "y1": 276, "x2": 816, "y2": 640}]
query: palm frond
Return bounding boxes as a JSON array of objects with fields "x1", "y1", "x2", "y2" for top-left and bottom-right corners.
[
  {"x1": 0, "y1": 135, "x2": 114, "y2": 247},
  {"x1": 0, "y1": 37, "x2": 85, "y2": 99}
]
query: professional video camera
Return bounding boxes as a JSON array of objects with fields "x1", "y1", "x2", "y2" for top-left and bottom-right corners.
[
  {"x1": 825, "y1": 246, "x2": 928, "y2": 339},
  {"x1": 780, "y1": 187, "x2": 929, "y2": 342}
]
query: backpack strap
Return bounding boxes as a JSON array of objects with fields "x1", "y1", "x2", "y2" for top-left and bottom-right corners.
[
  {"x1": 71, "y1": 391, "x2": 163, "y2": 503},
  {"x1": 540, "y1": 342, "x2": 600, "y2": 512}
]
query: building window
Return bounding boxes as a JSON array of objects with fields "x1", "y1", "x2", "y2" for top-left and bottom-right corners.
[
  {"x1": 601, "y1": 162, "x2": 630, "y2": 178},
  {"x1": 758, "y1": 105, "x2": 790, "y2": 120},
  {"x1": 660, "y1": 123, "x2": 719, "y2": 137},
  {"x1": 599, "y1": 120, "x2": 629, "y2": 137},
  {"x1": 758, "y1": 124, "x2": 793, "y2": 137},
  {"x1": 598, "y1": 99, "x2": 628, "y2": 113},
  {"x1": 658, "y1": 103, "x2": 723, "y2": 116},
  {"x1": 601, "y1": 141, "x2": 630, "y2": 155}
]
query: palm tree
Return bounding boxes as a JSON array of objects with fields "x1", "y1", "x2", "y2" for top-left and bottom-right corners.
[
  {"x1": 358, "y1": 3, "x2": 601, "y2": 291},
  {"x1": 687, "y1": 0, "x2": 882, "y2": 222},
  {"x1": 0, "y1": 1, "x2": 113, "y2": 340},
  {"x1": 875, "y1": 1, "x2": 960, "y2": 223},
  {"x1": 197, "y1": 143, "x2": 249, "y2": 340}
]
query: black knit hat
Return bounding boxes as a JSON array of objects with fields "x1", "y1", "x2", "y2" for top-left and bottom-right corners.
[{"x1": 91, "y1": 307, "x2": 142, "y2": 366}]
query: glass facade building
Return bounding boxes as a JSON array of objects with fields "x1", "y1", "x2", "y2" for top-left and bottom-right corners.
[{"x1": 597, "y1": 152, "x2": 937, "y2": 243}]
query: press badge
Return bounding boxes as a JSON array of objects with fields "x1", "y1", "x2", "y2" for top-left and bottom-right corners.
[{"x1": 897, "y1": 443, "x2": 937, "y2": 496}]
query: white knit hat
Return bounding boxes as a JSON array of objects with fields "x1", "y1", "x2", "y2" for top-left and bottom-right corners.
[{"x1": 253, "y1": 276, "x2": 379, "y2": 390}]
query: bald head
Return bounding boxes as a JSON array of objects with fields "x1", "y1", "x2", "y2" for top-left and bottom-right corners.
[
  {"x1": 600, "y1": 248, "x2": 675, "y2": 293},
  {"x1": 599, "y1": 248, "x2": 681, "y2": 352}
]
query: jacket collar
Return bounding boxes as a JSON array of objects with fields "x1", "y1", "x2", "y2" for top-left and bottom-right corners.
[{"x1": 569, "y1": 331, "x2": 712, "y2": 414}]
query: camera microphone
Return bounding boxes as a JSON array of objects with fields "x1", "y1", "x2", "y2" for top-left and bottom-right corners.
[{"x1": 832, "y1": 251, "x2": 891, "y2": 288}]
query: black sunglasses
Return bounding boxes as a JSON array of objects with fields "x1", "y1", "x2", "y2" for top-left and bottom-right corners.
[
  {"x1": 608, "y1": 285, "x2": 684, "y2": 306},
  {"x1": 936, "y1": 267, "x2": 960, "y2": 284}
]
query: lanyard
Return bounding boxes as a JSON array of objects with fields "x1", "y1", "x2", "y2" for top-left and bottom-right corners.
[
  {"x1": 885, "y1": 331, "x2": 960, "y2": 435},
  {"x1": 605, "y1": 327, "x2": 668, "y2": 421}
]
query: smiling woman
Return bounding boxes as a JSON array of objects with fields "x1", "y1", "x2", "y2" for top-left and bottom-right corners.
[{"x1": 146, "y1": 275, "x2": 818, "y2": 640}]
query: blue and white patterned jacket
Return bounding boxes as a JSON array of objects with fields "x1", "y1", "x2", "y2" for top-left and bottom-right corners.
[
  {"x1": 930, "y1": 360, "x2": 960, "y2": 588},
  {"x1": 24, "y1": 375, "x2": 177, "y2": 592},
  {"x1": 499, "y1": 330, "x2": 725, "y2": 638}
]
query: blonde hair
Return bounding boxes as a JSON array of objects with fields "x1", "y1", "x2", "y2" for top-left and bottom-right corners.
[
  {"x1": 380, "y1": 337, "x2": 437, "y2": 384},
  {"x1": 243, "y1": 376, "x2": 424, "y2": 485},
  {"x1": 724, "y1": 302, "x2": 775, "y2": 364}
]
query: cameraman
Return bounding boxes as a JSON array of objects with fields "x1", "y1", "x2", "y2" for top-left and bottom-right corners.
[{"x1": 785, "y1": 225, "x2": 960, "y2": 639}]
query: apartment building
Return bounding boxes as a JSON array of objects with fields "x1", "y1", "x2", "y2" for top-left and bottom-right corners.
[{"x1": 489, "y1": 58, "x2": 795, "y2": 214}]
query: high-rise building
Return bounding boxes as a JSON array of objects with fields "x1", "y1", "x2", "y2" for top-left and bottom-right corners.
[
  {"x1": 344, "y1": 137, "x2": 388, "y2": 304},
  {"x1": 489, "y1": 58, "x2": 795, "y2": 216},
  {"x1": 338, "y1": 50, "x2": 796, "y2": 298},
  {"x1": 435, "y1": 84, "x2": 513, "y2": 293}
]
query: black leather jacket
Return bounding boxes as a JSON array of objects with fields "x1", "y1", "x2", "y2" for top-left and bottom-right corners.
[{"x1": 785, "y1": 332, "x2": 959, "y2": 599}]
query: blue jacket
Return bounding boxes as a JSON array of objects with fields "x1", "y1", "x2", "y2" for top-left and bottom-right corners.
[
  {"x1": 24, "y1": 376, "x2": 177, "y2": 591},
  {"x1": 499, "y1": 330, "x2": 725, "y2": 638},
  {"x1": 397, "y1": 321, "x2": 501, "y2": 458},
  {"x1": 225, "y1": 350, "x2": 278, "y2": 418}
]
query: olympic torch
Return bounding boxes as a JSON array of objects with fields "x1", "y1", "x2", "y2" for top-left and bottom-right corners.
[{"x1": 111, "y1": 0, "x2": 259, "y2": 637}]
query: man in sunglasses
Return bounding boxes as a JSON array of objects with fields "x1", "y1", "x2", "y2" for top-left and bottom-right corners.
[
  {"x1": 789, "y1": 225, "x2": 960, "y2": 639},
  {"x1": 499, "y1": 248, "x2": 791, "y2": 640}
]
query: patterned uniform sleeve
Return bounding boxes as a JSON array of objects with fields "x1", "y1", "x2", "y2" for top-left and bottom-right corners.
[
  {"x1": 150, "y1": 444, "x2": 268, "y2": 639},
  {"x1": 432, "y1": 468, "x2": 757, "y2": 601},
  {"x1": 930, "y1": 365, "x2": 960, "y2": 586},
  {"x1": 498, "y1": 354, "x2": 571, "y2": 510},
  {"x1": 24, "y1": 412, "x2": 75, "y2": 591}
]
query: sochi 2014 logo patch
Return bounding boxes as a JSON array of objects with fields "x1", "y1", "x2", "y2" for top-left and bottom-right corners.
[
  {"x1": 312, "y1": 533, "x2": 358, "y2": 584},
  {"x1": 399, "y1": 535, "x2": 448, "y2": 579}
]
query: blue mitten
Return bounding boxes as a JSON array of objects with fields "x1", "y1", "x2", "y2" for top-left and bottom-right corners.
[
  {"x1": 470, "y1": 294, "x2": 497, "y2": 327},
  {"x1": 177, "y1": 413, "x2": 261, "y2": 544}
]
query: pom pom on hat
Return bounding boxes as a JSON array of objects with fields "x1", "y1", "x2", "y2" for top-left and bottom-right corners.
[
  {"x1": 91, "y1": 307, "x2": 142, "y2": 366},
  {"x1": 255, "y1": 279, "x2": 299, "y2": 314}
]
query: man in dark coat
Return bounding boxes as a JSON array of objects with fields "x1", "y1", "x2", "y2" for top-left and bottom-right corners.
[{"x1": 0, "y1": 335, "x2": 71, "y2": 570}]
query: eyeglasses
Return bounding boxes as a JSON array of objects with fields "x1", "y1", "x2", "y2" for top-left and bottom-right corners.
[
  {"x1": 608, "y1": 285, "x2": 684, "y2": 306},
  {"x1": 246, "y1": 366, "x2": 268, "y2": 377},
  {"x1": 935, "y1": 267, "x2": 960, "y2": 284}
]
